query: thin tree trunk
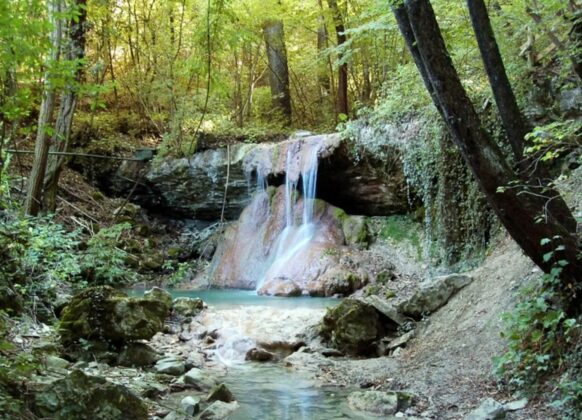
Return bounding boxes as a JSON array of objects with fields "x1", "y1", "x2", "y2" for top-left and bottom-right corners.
[
  {"x1": 396, "y1": 0, "x2": 581, "y2": 313},
  {"x1": 317, "y1": 0, "x2": 331, "y2": 98},
  {"x1": 327, "y1": 0, "x2": 349, "y2": 116},
  {"x1": 263, "y1": 20, "x2": 292, "y2": 126},
  {"x1": 43, "y1": 0, "x2": 88, "y2": 212},
  {"x1": 25, "y1": 0, "x2": 64, "y2": 216},
  {"x1": 467, "y1": 0, "x2": 529, "y2": 162}
]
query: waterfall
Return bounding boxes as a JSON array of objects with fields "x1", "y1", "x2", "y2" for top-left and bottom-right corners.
[
  {"x1": 208, "y1": 133, "x2": 344, "y2": 295},
  {"x1": 254, "y1": 140, "x2": 321, "y2": 292}
]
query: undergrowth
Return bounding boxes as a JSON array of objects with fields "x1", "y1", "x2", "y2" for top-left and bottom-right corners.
[{"x1": 494, "y1": 245, "x2": 582, "y2": 418}]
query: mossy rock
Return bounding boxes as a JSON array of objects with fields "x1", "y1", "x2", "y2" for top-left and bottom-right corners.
[
  {"x1": 116, "y1": 342, "x2": 160, "y2": 367},
  {"x1": 141, "y1": 252, "x2": 165, "y2": 271},
  {"x1": 167, "y1": 246, "x2": 182, "y2": 258},
  {"x1": 144, "y1": 287, "x2": 173, "y2": 312},
  {"x1": 34, "y1": 370, "x2": 148, "y2": 420},
  {"x1": 342, "y1": 215, "x2": 369, "y2": 248},
  {"x1": 207, "y1": 383, "x2": 235, "y2": 403},
  {"x1": 321, "y1": 299, "x2": 382, "y2": 356},
  {"x1": 173, "y1": 297, "x2": 205, "y2": 318},
  {"x1": 59, "y1": 286, "x2": 171, "y2": 346}
]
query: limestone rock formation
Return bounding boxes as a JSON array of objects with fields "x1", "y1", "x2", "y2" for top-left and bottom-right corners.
[
  {"x1": 207, "y1": 186, "x2": 365, "y2": 295},
  {"x1": 104, "y1": 133, "x2": 407, "y2": 220}
]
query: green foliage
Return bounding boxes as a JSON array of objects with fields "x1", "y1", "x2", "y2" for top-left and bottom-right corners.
[
  {"x1": 494, "y1": 243, "x2": 581, "y2": 417},
  {"x1": 82, "y1": 223, "x2": 136, "y2": 286},
  {"x1": 0, "y1": 206, "x2": 138, "y2": 311},
  {"x1": 164, "y1": 260, "x2": 207, "y2": 287},
  {"x1": 379, "y1": 215, "x2": 422, "y2": 259},
  {"x1": 525, "y1": 120, "x2": 582, "y2": 163},
  {"x1": 0, "y1": 314, "x2": 38, "y2": 418}
]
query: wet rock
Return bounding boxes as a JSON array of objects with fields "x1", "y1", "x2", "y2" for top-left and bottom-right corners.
[
  {"x1": 181, "y1": 396, "x2": 201, "y2": 416},
  {"x1": 59, "y1": 286, "x2": 171, "y2": 345},
  {"x1": 199, "y1": 401, "x2": 239, "y2": 419},
  {"x1": 398, "y1": 274, "x2": 473, "y2": 318},
  {"x1": 181, "y1": 367, "x2": 217, "y2": 390},
  {"x1": 207, "y1": 383, "x2": 235, "y2": 403},
  {"x1": 245, "y1": 348, "x2": 275, "y2": 362},
  {"x1": 259, "y1": 279, "x2": 303, "y2": 297},
  {"x1": 173, "y1": 297, "x2": 205, "y2": 318},
  {"x1": 33, "y1": 370, "x2": 148, "y2": 419},
  {"x1": 320, "y1": 299, "x2": 382, "y2": 356},
  {"x1": 347, "y1": 390, "x2": 414, "y2": 416},
  {"x1": 466, "y1": 398, "x2": 506, "y2": 420},
  {"x1": 211, "y1": 185, "x2": 364, "y2": 296},
  {"x1": 117, "y1": 342, "x2": 159, "y2": 367},
  {"x1": 154, "y1": 357, "x2": 186, "y2": 376}
]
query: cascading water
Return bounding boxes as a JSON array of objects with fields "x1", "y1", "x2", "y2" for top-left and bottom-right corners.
[
  {"x1": 255, "y1": 141, "x2": 321, "y2": 292},
  {"x1": 208, "y1": 133, "x2": 348, "y2": 296}
]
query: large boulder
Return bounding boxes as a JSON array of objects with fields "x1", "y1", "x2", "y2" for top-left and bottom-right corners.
[
  {"x1": 347, "y1": 390, "x2": 414, "y2": 417},
  {"x1": 33, "y1": 370, "x2": 148, "y2": 419},
  {"x1": 320, "y1": 299, "x2": 385, "y2": 356},
  {"x1": 199, "y1": 401, "x2": 239, "y2": 419},
  {"x1": 398, "y1": 274, "x2": 473, "y2": 318},
  {"x1": 207, "y1": 383, "x2": 235, "y2": 403},
  {"x1": 59, "y1": 286, "x2": 171, "y2": 346}
]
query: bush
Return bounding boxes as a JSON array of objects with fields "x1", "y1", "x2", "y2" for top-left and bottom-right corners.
[{"x1": 494, "y1": 247, "x2": 581, "y2": 417}]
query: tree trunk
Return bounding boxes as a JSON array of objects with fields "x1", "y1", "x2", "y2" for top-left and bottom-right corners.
[
  {"x1": 467, "y1": 0, "x2": 529, "y2": 162},
  {"x1": 25, "y1": 0, "x2": 64, "y2": 216},
  {"x1": 263, "y1": 20, "x2": 292, "y2": 126},
  {"x1": 317, "y1": 9, "x2": 331, "y2": 97},
  {"x1": 396, "y1": 0, "x2": 581, "y2": 313},
  {"x1": 468, "y1": 0, "x2": 577, "y2": 233},
  {"x1": 327, "y1": 0, "x2": 349, "y2": 117},
  {"x1": 43, "y1": 0, "x2": 88, "y2": 212}
]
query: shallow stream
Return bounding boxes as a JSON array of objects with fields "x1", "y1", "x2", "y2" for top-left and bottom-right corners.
[{"x1": 167, "y1": 290, "x2": 364, "y2": 419}]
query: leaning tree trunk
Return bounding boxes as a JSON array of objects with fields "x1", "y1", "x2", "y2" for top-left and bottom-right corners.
[
  {"x1": 263, "y1": 20, "x2": 292, "y2": 126},
  {"x1": 43, "y1": 0, "x2": 88, "y2": 212},
  {"x1": 327, "y1": 0, "x2": 349, "y2": 117},
  {"x1": 467, "y1": 0, "x2": 529, "y2": 162},
  {"x1": 25, "y1": 0, "x2": 64, "y2": 216},
  {"x1": 395, "y1": 0, "x2": 581, "y2": 313},
  {"x1": 467, "y1": 0, "x2": 577, "y2": 233}
]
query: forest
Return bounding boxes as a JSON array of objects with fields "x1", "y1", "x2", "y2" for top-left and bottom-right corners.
[{"x1": 0, "y1": 0, "x2": 581, "y2": 418}]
